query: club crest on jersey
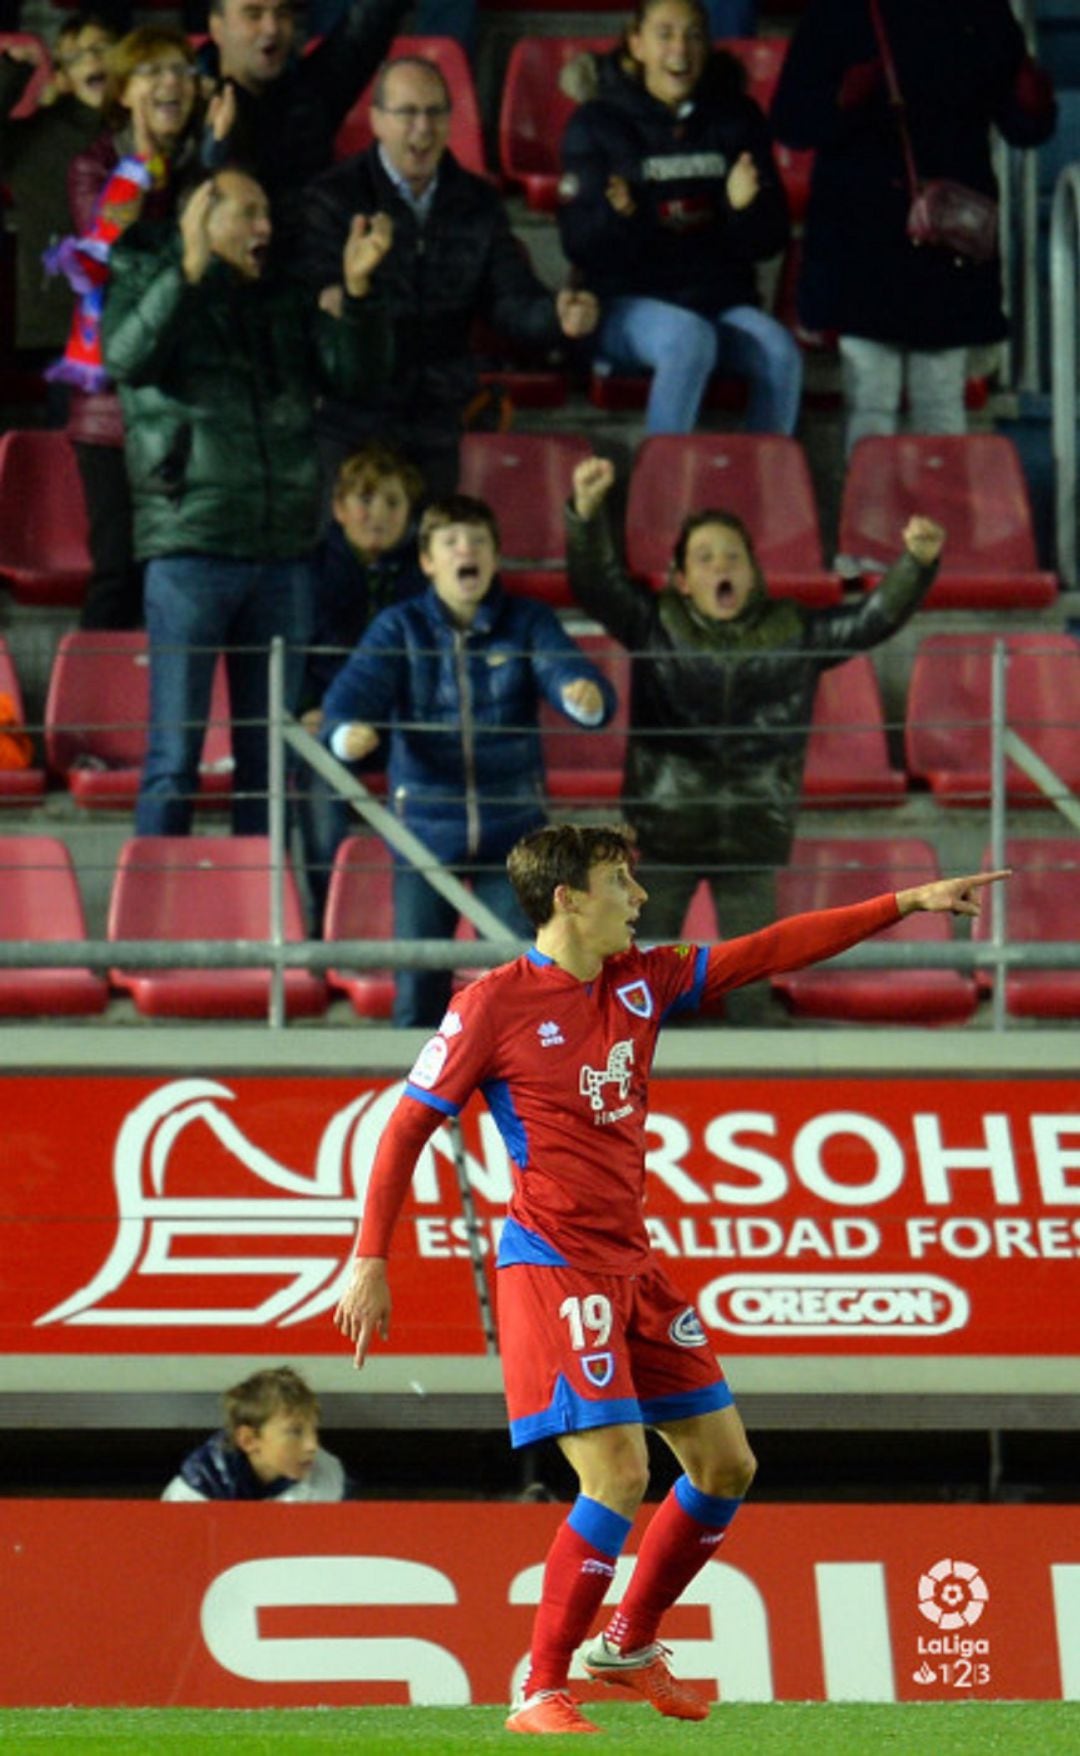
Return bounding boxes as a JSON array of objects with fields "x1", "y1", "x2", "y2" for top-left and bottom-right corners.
[
  {"x1": 615, "y1": 979, "x2": 653, "y2": 1019},
  {"x1": 579, "y1": 1040, "x2": 634, "y2": 1111},
  {"x1": 670, "y1": 1307, "x2": 708, "y2": 1348},
  {"x1": 581, "y1": 1351, "x2": 615, "y2": 1388}
]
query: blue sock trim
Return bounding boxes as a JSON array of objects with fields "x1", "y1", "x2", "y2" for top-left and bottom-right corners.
[
  {"x1": 568, "y1": 1494, "x2": 633, "y2": 1559},
  {"x1": 674, "y1": 1473, "x2": 742, "y2": 1530}
]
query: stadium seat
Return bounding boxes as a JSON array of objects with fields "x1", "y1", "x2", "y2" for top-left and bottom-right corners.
[
  {"x1": 542, "y1": 631, "x2": 628, "y2": 802},
  {"x1": 499, "y1": 36, "x2": 615, "y2": 212},
  {"x1": 458, "y1": 431, "x2": 593, "y2": 607},
  {"x1": 107, "y1": 836, "x2": 327, "y2": 1018},
  {"x1": 0, "y1": 635, "x2": 46, "y2": 803},
  {"x1": 724, "y1": 37, "x2": 814, "y2": 222},
  {"x1": 838, "y1": 436, "x2": 1057, "y2": 609},
  {"x1": 323, "y1": 833, "x2": 398, "y2": 1017},
  {"x1": 626, "y1": 434, "x2": 841, "y2": 605},
  {"x1": 905, "y1": 632, "x2": 1080, "y2": 806},
  {"x1": 324, "y1": 835, "x2": 496, "y2": 1016},
  {"x1": 0, "y1": 430, "x2": 91, "y2": 606},
  {"x1": 803, "y1": 655, "x2": 907, "y2": 803},
  {"x1": 973, "y1": 839, "x2": 1080, "y2": 1018},
  {"x1": 44, "y1": 631, "x2": 234, "y2": 809},
  {"x1": 333, "y1": 35, "x2": 486, "y2": 173},
  {"x1": 772, "y1": 837, "x2": 978, "y2": 1023},
  {"x1": 0, "y1": 34, "x2": 53, "y2": 117},
  {"x1": 0, "y1": 836, "x2": 108, "y2": 1015}
]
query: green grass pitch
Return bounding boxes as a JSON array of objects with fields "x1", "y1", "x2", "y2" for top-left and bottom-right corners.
[{"x1": 3, "y1": 1704, "x2": 1080, "y2": 1754}]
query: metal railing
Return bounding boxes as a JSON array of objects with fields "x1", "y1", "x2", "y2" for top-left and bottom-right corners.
[
  {"x1": 1051, "y1": 163, "x2": 1080, "y2": 588},
  {"x1": 1, "y1": 633, "x2": 1079, "y2": 1029}
]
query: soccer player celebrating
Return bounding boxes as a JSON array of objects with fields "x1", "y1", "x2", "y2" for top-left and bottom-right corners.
[{"x1": 334, "y1": 824, "x2": 1007, "y2": 1734}]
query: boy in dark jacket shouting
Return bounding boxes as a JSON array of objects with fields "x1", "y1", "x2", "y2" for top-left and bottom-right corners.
[
  {"x1": 567, "y1": 455, "x2": 943, "y2": 1023},
  {"x1": 321, "y1": 493, "x2": 619, "y2": 1027},
  {"x1": 102, "y1": 167, "x2": 393, "y2": 837}
]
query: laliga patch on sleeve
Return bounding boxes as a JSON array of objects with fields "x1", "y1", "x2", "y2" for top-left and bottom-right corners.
[{"x1": 408, "y1": 1034, "x2": 449, "y2": 1090}]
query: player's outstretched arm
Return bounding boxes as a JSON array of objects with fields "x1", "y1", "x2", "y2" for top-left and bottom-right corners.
[
  {"x1": 334, "y1": 1256, "x2": 391, "y2": 1369},
  {"x1": 896, "y1": 869, "x2": 1011, "y2": 918}
]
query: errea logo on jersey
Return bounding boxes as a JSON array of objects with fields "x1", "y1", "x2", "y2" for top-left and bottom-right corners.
[{"x1": 537, "y1": 1021, "x2": 564, "y2": 1048}]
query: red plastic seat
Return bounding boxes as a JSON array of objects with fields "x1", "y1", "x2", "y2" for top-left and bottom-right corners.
[
  {"x1": 0, "y1": 35, "x2": 53, "y2": 118},
  {"x1": 458, "y1": 431, "x2": 593, "y2": 607},
  {"x1": 626, "y1": 434, "x2": 840, "y2": 605},
  {"x1": 839, "y1": 436, "x2": 1057, "y2": 609},
  {"x1": 772, "y1": 837, "x2": 978, "y2": 1023},
  {"x1": 973, "y1": 839, "x2": 1080, "y2": 1018},
  {"x1": 323, "y1": 833, "x2": 396, "y2": 1017},
  {"x1": 499, "y1": 36, "x2": 615, "y2": 212},
  {"x1": 542, "y1": 631, "x2": 628, "y2": 803},
  {"x1": 333, "y1": 35, "x2": 486, "y2": 173},
  {"x1": 724, "y1": 37, "x2": 814, "y2": 222},
  {"x1": 0, "y1": 836, "x2": 108, "y2": 1015},
  {"x1": 107, "y1": 836, "x2": 326, "y2": 1018},
  {"x1": 905, "y1": 632, "x2": 1080, "y2": 805},
  {"x1": 0, "y1": 634, "x2": 45, "y2": 803},
  {"x1": 0, "y1": 430, "x2": 91, "y2": 606},
  {"x1": 803, "y1": 655, "x2": 907, "y2": 803},
  {"x1": 44, "y1": 631, "x2": 234, "y2": 810}
]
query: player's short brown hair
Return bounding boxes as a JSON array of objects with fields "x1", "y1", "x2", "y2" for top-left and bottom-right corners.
[
  {"x1": 418, "y1": 493, "x2": 500, "y2": 556},
  {"x1": 508, "y1": 823, "x2": 638, "y2": 929},
  {"x1": 223, "y1": 1366, "x2": 319, "y2": 1441}
]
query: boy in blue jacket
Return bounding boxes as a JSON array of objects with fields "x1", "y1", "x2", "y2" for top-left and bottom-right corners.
[{"x1": 321, "y1": 492, "x2": 619, "y2": 1026}]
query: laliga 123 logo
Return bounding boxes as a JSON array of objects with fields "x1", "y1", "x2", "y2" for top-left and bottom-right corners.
[{"x1": 917, "y1": 1558, "x2": 990, "y2": 1630}]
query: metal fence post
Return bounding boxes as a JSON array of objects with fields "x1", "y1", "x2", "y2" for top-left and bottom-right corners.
[{"x1": 267, "y1": 635, "x2": 287, "y2": 1028}]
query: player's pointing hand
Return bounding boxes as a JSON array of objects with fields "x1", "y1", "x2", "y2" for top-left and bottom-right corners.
[
  {"x1": 896, "y1": 869, "x2": 1011, "y2": 918},
  {"x1": 334, "y1": 1257, "x2": 391, "y2": 1368}
]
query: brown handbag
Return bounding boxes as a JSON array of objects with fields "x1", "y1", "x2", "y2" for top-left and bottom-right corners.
[{"x1": 868, "y1": 0, "x2": 999, "y2": 265}]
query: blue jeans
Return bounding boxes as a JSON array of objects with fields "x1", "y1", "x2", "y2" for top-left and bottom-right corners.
[
  {"x1": 392, "y1": 860, "x2": 530, "y2": 1028},
  {"x1": 596, "y1": 297, "x2": 803, "y2": 436},
  {"x1": 136, "y1": 554, "x2": 314, "y2": 837}
]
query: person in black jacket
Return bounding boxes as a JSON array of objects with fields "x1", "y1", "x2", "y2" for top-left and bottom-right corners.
[
  {"x1": 567, "y1": 455, "x2": 943, "y2": 1023},
  {"x1": 297, "y1": 441, "x2": 426, "y2": 926},
  {"x1": 301, "y1": 54, "x2": 599, "y2": 498},
  {"x1": 201, "y1": 0, "x2": 410, "y2": 259},
  {"x1": 770, "y1": 0, "x2": 1056, "y2": 453},
  {"x1": 557, "y1": 0, "x2": 800, "y2": 436}
]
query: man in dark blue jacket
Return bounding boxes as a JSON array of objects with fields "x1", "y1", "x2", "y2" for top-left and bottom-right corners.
[{"x1": 321, "y1": 492, "x2": 619, "y2": 1026}]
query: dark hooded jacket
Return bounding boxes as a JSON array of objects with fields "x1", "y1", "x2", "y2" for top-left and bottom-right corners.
[
  {"x1": 566, "y1": 502, "x2": 936, "y2": 868},
  {"x1": 557, "y1": 47, "x2": 790, "y2": 314}
]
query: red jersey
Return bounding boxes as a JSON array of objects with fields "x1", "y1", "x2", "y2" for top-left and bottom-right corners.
[{"x1": 358, "y1": 893, "x2": 900, "y2": 1275}]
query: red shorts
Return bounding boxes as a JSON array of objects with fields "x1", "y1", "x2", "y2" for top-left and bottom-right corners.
[{"x1": 496, "y1": 1257, "x2": 732, "y2": 1449}]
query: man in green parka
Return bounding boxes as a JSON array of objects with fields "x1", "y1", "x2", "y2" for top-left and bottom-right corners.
[{"x1": 102, "y1": 166, "x2": 394, "y2": 836}]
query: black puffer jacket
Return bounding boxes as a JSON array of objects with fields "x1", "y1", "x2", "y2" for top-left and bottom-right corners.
[
  {"x1": 558, "y1": 48, "x2": 789, "y2": 314},
  {"x1": 301, "y1": 147, "x2": 564, "y2": 441},
  {"x1": 102, "y1": 225, "x2": 393, "y2": 562},
  {"x1": 566, "y1": 504, "x2": 936, "y2": 867}
]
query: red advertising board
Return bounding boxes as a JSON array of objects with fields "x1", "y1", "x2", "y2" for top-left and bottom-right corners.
[
  {"x1": 2, "y1": 1072, "x2": 1080, "y2": 1357},
  {"x1": 3, "y1": 1500, "x2": 1079, "y2": 1704}
]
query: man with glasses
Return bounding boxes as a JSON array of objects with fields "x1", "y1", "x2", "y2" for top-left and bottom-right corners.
[
  {"x1": 302, "y1": 55, "x2": 600, "y2": 499},
  {"x1": 203, "y1": 0, "x2": 411, "y2": 256}
]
